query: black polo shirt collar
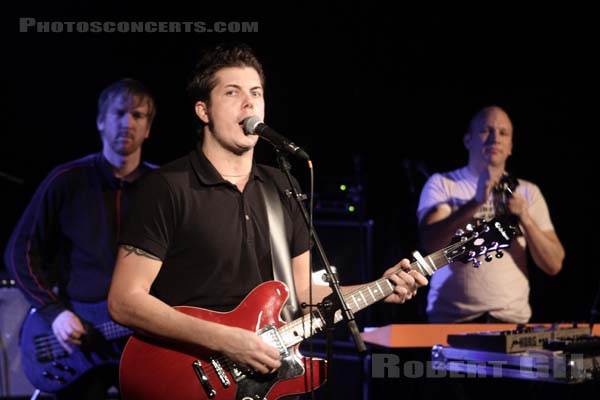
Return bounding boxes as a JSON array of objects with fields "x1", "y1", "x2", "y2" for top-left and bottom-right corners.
[{"x1": 189, "y1": 144, "x2": 266, "y2": 187}]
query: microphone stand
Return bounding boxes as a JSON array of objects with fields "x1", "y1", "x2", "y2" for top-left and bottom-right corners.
[
  {"x1": 275, "y1": 151, "x2": 366, "y2": 399},
  {"x1": 0, "y1": 171, "x2": 24, "y2": 185}
]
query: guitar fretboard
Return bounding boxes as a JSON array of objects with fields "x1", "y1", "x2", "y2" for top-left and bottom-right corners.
[{"x1": 278, "y1": 246, "x2": 453, "y2": 347}]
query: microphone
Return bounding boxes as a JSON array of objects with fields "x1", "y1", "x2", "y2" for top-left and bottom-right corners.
[{"x1": 242, "y1": 116, "x2": 310, "y2": 161}]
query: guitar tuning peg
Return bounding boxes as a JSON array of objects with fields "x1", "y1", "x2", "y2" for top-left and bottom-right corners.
[
  {"x1": 455, "y1": 229, "x2": 465, "y2": 237},
  {"x1": 495, "y1": 250, "x2": 504, "y2": 259},
  {"x1": 465, "y1": 224, "x2": 474, "y2": 232},
  {"x1": 472, "y1": 260, "x2": 481, "y2": 268},
  {"x1": 485, "y1": 254, "x2": 493, "y2": 262}
]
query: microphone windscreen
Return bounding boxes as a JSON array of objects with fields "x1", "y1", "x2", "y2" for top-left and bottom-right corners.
[{"x1": 242, "y1": 116, "x2": 262, "y2": 135}]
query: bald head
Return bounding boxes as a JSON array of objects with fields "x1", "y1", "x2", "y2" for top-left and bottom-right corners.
[
  {"x1": 467, "y1": 106, "x2": 513, "y2": 136},
  {"x1": 464, "y1": 105, "x2": 514, "y2": 169}
]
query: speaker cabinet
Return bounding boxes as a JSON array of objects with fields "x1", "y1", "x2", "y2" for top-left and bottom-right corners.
[
  {"x1": 312, "y1": 219, "x2": 374, "y2": 286},
  {"x1": 0, "y1": 285, "x2": 36, "y2": 398},
  {"x1": 310, "y1": 219, "x2": 374, "y2": 341}
]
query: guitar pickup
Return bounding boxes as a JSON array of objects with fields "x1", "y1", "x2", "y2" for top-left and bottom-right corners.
[
  {"x1": 258, "y1": 324, "x2": 289, "y2": 357},
  {"x1": 192, "y1": 360, "x2": 216, "y2": 399},
  {"x1": 35, "y1": 335, "x2": 68, "y2": 362}
]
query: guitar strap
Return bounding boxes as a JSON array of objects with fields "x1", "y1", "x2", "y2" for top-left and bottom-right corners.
[{"x1": 259, "y1": 174, "x2": 300, "y2": 322}]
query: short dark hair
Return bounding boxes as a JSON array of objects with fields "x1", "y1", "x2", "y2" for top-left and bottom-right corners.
[
  {"x1": 186, "y1": 42, "x2": 265, "y2": 106},
  {"x1": 97, "y1": 78, "x2": 156, "y2": 123}
]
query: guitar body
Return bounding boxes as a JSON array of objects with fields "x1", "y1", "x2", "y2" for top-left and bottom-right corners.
[
  {"x1": 120, "y1": 281, "x2": 327, "y2": 400},
  {"x1": 20, "y1": 300, "x2": 129, "y2": 392}
]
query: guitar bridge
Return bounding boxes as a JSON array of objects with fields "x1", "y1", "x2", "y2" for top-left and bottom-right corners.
[{"x1": 210, "y1": 357, "x2": 231, "y2": 388}]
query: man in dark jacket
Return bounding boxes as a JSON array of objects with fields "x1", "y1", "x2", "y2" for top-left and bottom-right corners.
[{"x1": 4, "y1": 78, "x2": 156, "y2": 399}]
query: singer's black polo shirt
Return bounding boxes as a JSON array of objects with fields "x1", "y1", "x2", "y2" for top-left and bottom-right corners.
[{"x1": 119, "y1": 147, "x2": 309, "y2": 311}]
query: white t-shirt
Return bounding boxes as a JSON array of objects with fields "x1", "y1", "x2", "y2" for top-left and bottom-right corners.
[{"x1": 417, "y1": 167, "x2": 555, "y2": 323}]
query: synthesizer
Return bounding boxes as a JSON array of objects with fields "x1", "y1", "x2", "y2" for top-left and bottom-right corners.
[{"x1": 447, "y1": 325, "x2": 592, "y2": 353}]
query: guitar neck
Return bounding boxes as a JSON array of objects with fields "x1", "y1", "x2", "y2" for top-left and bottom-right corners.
[{"x1": 280, "y1": 246, "x2": 451, "y2": 347}]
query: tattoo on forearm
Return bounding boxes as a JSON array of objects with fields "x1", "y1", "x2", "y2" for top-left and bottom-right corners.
[{"x1": 121, "y1": 245, "x2": 160, "y2": 261}]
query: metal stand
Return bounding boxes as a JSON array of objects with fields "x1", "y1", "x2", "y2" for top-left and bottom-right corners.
[{"x1": 275, "y1": 151, "x2": 366, "y2": 399}]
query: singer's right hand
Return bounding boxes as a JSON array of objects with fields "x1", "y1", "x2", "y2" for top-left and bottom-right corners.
[{"x1": 214, "y1": 325, "x2": 281, "y2": 374}]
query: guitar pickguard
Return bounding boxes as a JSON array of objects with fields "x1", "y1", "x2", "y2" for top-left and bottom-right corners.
[{"x1": 235, "y1": 353, "x2": 305, "y2": 400}]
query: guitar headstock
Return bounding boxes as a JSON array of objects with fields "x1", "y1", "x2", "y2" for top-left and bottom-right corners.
[
  {"x1": 493, "y1": 172, "x2": 519, "y2": 196},
  {"x1": 445, "y1": 218, "x2": 518, "y2": 267}
]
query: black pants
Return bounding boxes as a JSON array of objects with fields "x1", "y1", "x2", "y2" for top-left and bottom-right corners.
[{"x1": 55, "y1": 365, "x2": 119, "y2": 400}]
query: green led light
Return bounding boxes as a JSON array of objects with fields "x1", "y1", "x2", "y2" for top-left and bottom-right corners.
[
  {"x1": 347, "y1": 205, "x2": 355, "y2": 213},
  {"x1": 339, "y1": 184, "x2": 347, "y2": 191}
]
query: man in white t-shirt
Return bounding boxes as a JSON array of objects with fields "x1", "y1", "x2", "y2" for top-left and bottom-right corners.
[{"x1": 417, "y1": 105, "x2": 565, "y2": 323}]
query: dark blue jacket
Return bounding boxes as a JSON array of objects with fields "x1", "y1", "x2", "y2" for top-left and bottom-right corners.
[{"x1": 3, "y1": 153, "x2": 155, "y2": 323}]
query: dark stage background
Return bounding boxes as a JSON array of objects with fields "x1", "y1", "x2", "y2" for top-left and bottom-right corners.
[{"x1": 1, "y1": 4, "x2": 596, "y2": 333}]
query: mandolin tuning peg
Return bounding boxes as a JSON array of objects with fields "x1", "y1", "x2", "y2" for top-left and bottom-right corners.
[
  {"x1": 455, "y1": 229, "x2": 465, "y2": 237},
  {"x1": 495, "y1": 250, "x2": 504, "y2": 259},
  {"x1": 485, "y1": 254, "x2": 493, "y2": 262},
  {"x1": 465, "y1": 224, "x2": 474, "y2": 232},
  {"x1": 472, "y1": 260, "x2": 481, "y2": 268}
]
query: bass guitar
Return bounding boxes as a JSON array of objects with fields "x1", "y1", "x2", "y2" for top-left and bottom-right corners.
[{"x1": 20, "y1": 300, "x2": 132, "y2": 392}]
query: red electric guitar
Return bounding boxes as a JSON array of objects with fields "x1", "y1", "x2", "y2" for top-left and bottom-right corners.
[{"x1": 119, "y1": 218, "x2": 517, "y2": 400}]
